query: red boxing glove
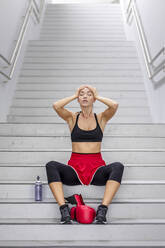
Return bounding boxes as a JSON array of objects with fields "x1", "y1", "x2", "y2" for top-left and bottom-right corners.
[{"x1": 65, "y1": 194, "x2": 96, "y2": 224}]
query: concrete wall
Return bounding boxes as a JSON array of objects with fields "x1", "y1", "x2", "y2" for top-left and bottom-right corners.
[
  {"x1": 0, "y1": 0, "x2": 46, "y2": 122},
  {"x1": 120, "y1": 0, "x2": 165, "y2": 123}
]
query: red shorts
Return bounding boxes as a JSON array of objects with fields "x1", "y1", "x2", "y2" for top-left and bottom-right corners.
[{"x1": 67, "y1": 152, "x2": 106, "y2": 185}]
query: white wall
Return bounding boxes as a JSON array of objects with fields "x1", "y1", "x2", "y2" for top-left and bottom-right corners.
[
  {"x1": 120, "y1": 0, "x2": 165, "y2": 123},
  {"x1": 0, "y1": 0, "x2": 46, "y2": 122}
]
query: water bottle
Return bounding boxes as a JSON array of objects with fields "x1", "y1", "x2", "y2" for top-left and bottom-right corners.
[{"x1": 35, "y1": 176, "x2": 42, "y2": 201}]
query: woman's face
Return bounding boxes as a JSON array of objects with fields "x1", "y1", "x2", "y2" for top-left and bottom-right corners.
[{"x1": 78, "y1": 87, "x2": 95, "y2": 106}]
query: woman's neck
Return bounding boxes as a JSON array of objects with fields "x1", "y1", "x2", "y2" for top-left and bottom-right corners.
[{"x1": 80, "y1": 109, "x2": 93, "y2": 119}]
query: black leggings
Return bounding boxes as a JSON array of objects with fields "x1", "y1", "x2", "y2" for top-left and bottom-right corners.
[{"x1": 45, "y1": 160, "x2": 124, "y2": 186}]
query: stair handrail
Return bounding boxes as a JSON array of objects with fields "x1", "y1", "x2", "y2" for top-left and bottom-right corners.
[
  {"x1": 126, "y1": 0, "x2": 165, "y2": 80},
  {"x1": 0, "y1": 0, "x2": 45, "y2": 81}
]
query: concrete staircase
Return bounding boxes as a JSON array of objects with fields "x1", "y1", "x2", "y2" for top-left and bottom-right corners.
[{"x1": 0, "y1": 2, "x2": 165, "y2": 247}]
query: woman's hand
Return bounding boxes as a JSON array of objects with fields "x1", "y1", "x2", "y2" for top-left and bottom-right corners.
[
  {"x1": 74, "y1": 84, "x2": 89, "y2": 98},
  {"x1": 75, "y1": 84, "x2": 98, "y2": 100},
  {"x1": 85, "y1": 85, "x2": 98, "y2": 100}
]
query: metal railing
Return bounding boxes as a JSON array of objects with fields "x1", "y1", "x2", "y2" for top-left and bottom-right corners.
[
  {"x1": 126, "y1": 0, "x2": 165, "y2": 80},
  {"x1": 0, "y1": 0, "x2": 45, "y2": 81}
]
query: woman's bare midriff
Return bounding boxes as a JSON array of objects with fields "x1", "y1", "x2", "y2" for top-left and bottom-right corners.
[
  {"x1": 67, "y1": 112, "x2": 106, "y2": 154},
  {"x1": 72, "y1": 142, "x2": 101, "y2": 153}
]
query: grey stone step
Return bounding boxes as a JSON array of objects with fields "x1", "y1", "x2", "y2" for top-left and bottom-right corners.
[
  {"x1": 40, "y1": 26, "x2": 124, "y2": 31},
  {"x1": 18, "y1": 77, "x2": 143, "y2": 84},
  {"x1": 45, "y1": 8, "x2": 122, "y2": 12},
  {"x1": 19, "y1": 69, "x2": 141, "y2": 77},
  {"x1": 23, "y1": 57, "x2": 140, "y2": 63},
  {"x1": 0, "y1": 136, "x2": 164, "y2": 150},
  {"x1": 1, "y1": 197, "x2": 165, "y2": 203},
  {"x1": 1, "y1": 217, "x2": 164, "y2": 224},
  {"x1": 0, "y1": 150, "x2": 164, "y2": 163},
  {"x1": 21, "y1": 63, "x2": 140, "y2": 70},
  {"x1": 26, "y1": 46, "x2": 137, "y2": 53},
  {"x1": 0, "y1": 165, "x2": 165, "y2": 181},
  {"x1": 45, "y1": 3, "x2": 121, "y2": 9},
  {"x1": 42, "y1": 19, "x2": 123, "y2": 25},
  {"x1": 0, "y1": 202, "x2": 165, "y2": 219},
  {"x1": 41, "y1": 25, "x2": 124, "y2": 30},
  {"x1": 15, "y1": 83, "x2": 144, "y2": 91},
  {"x1": 43, "y1": 11, "x2": 122, "y2": 17},
  {"x1": 0, "y1": 222, "x2": 165, "y2": 241},
  {"x1": 40, "y1": 31, "x2": 125, "y2": 36},
  {"x1": 8, "y1": 106, "x2": 151, "y2": 116},
  {"x1": 45, "y1": 7, "x2": 122, "y2": 12},
  {"x1": 0, "y1": 183, "x2": 164, "y2": 199},
  {"x1": 14, "y1": 85, "x2": 145, "y2": 92},
  {"x1": 0, "y1": 240, "x2": 165, "y2": 247},
  {"x1": 40, "y1": 36, "x2": 127, "y2": 41},
  {"x1": 0, "y1": 123, "x2": 164, "y2": 136},
  {"x1": 7, "y1": 115, "x2": 152, "y2": 123},
  {"x1": 25, "y1": 51, "x2": 139, "y2": 59},
  {"x1": 12, "y1": 97, "x2": 148, "y2": 107},
  {"x1": 44, "y1": 11, "x2": 122, "y2": 15},
  {"x1": 27, "y1": 40, "x2": 136, "y2": 46}
]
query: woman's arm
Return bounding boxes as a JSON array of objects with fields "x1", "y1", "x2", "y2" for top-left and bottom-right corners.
[
  {"x1": 53, "y1": 85, "x2": 87, "y2": 122},
  {"x1": 53, "y1": 95, "x2": 77, "y2": 123},
  {"x1": 53, "y1": 94, "x2": 77, "y2": 109},
  {"x1": 95, "y1": 95, "x2": 118, "y2": 108},
  {"x1": 96, "y1": 95, "x2": 119, "y2": 123},
  {"x1": 85, "y1": 85, "x2": 119, "y2": 122}
]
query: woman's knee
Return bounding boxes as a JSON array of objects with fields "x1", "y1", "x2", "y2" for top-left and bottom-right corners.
[
  {"x1": 110, "y1": 162, "x2": 124, "y2": 172},
  {"x1": 107, "y1": 162, "x2": 124, "y2": 184},
  {"x1": 45, "y1": 160, "x2": 59, "y2": 168}
]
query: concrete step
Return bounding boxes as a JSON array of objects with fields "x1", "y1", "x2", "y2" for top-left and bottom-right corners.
[
  {"x1": 19, "y1": 70, "x2": 141, "y2": 77},
  {"x1": 40, "y1": 26, "x2": 124, "y2": 30},
  {"x1": 45, "y1": 7, "x2": 122, "y2": 13},
  {"x1": 43, "y1": 11, "x2": 122, "y2": 17},
  {"x1": 12, "y1": 97, "x2": 148, "y2": 107},
  {"x1": 7, "y1": 115, "x2": 152, "y2": 123},
  {"x1": 8, "y1": 106, "x2": 150, "y2": 116},
  {"x1": 41, "y1": 24, "x2": 124, "y2": 29},
  {"x1": 44, "y1": 10, "x2": 122, "y2": 15},
  {"x1": 16, "y1": 83, "x2": 144, "y2": 91},
  {"x1": 26, "y1": 46, "x2": 137, "y2": 53},
  {"x1": 0, "y1": 221, "x2": 165, "y2": 242},
  {"x1": 0, "y1": 183, "x2": 164, "y2": 199},
  {"x1": 0, "y1": 136, "x2": 164, "y2": 150},
  {"x1": 42, "y1": 19, "x2": 123, "y2": 25},
  {"x1": 40, "y1": 30, "x2": 125, "y2": 35},
  {"x1": 0, "y1": 240, "x2": 165, "y2": 247},
  {"x1": 21, "y1": 63, "x2": 141, "y2": 70},
  {"x1": 0, "y1": 123, "x2": 164, "y2": 136},
  {"x1": 18, "y1": 76, "x2": 143, "y2": 84},
  {"x1": 45, "y1": 9, "x2": 122, "y2": 13},
  {"x1": 39, "y1": 36, "x2": 127, "y2": 41},
  {"x1": 23, "y1": 57, "x2": 140, "y2": 64},
  {"x1": 45, "y1": 3, "x2": 122, "y2": 9},
  {"x1": 24, "y1": 51, "x2": 138, "y2": 58},
  {"x1": 22, "y1": 63, "x2": 140, "y2": 71},
  {"x1": 0, "y1": 164, "x2": 165, "y2": 181},
  {"x1": 40, "y1": 30, "x2": 125, "y2": 36},
  {"x1": 27, "y1": 40, "x2": 136, "y2": 46},
  {"x1": 0, "y1": 201, "x2": 165, "y2": 219},
  {"x1": 0, "y1": 150, "x2": 164, "y2": 163}
]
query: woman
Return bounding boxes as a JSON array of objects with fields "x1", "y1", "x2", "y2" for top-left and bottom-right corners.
[{"x1": 46, "y1": 84, "x2": 124, "y2": 224}]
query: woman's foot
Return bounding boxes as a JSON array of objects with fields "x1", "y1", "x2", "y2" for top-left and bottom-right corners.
[
  {"x1": 59, "y1": 203, "x2": 73, "y2": 224},
  {"x1": 94, "y1": 204, "x2": 108, "y2": 224}
]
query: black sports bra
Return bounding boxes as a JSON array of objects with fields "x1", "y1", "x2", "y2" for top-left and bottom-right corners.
[{"x1": 71, "y1": 111, "x2": 103, "y2": 142}]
